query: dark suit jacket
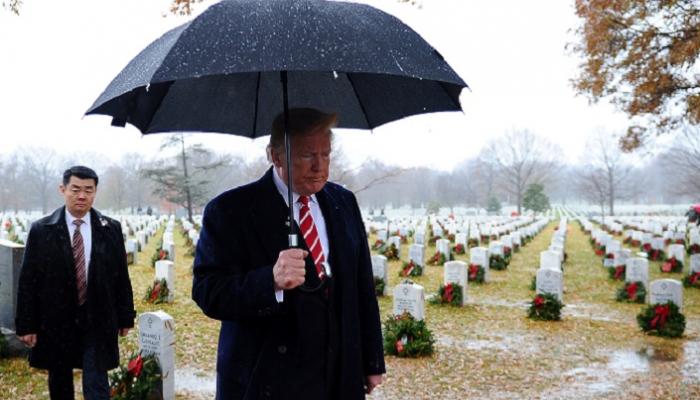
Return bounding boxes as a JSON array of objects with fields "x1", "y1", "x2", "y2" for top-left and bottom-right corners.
[
  {"x1": 15, "y1": 207, "x2": 135, "y2": 371},
  {"x1": 192, "y1": 168, "x2": 385, "y2": 400}
]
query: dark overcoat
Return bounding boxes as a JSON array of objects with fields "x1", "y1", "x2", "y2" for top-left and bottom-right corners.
[
  {"x1": 192, "y1": 168, "x2": 385, "y2": 400},
  {"x1": 15, "y1": 207, "x2": 136, "y2": 371}
]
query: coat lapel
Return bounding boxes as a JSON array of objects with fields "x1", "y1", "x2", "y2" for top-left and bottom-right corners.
[
  {"x1": 88, "y1": 209, "x2": 107, "y2": 286},
  {"x1": 250, "y1": 168, "x2": 293, "y2": 259},
  {"x1": 45, "y1": 207, "x2": 75, "y2": 273}
]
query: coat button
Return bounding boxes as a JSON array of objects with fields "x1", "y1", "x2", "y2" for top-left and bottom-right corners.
[{"x1": 277, "y1": 345, "x2": 287, "y2": 354}]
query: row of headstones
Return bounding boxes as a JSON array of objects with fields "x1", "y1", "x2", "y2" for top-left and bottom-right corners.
[
  {"x1": 582, "y1": 218, "x2": 692, "y2": 306},
  {"x1": 535, "y1": 218, "x2": 568, "y2": 301},
  {"x1": 600, "y1": 215, "x2": 698, "y2": 247},
  {"x1": 585, "y1": 218, "x2": 697, "y2": 273},
  {"x1": 124, "y1": 215, "x2": 166, "y2": 265},
  {"x1": 387, "y1": 218, "x2": 552, "y2": 316},
  {"x1": 148, "y1": 218, "x2": 202, "y2": 304}
]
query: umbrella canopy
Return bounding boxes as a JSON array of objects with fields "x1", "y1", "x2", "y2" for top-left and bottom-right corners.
[{"x1": 86, "y1": 0, "x2": 467, "y2": 135}]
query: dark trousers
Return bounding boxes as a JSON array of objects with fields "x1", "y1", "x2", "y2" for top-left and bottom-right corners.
[{"x1": 47, "y1": 331, "x2": 109, "y2": 400}]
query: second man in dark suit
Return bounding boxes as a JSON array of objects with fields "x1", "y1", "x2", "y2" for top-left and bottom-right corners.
[{"x1": 15, "y1": 166, "x2": 136, "y2": 400}]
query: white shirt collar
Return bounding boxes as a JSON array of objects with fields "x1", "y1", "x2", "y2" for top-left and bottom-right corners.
[
  {"x1": 272, "y1": 168, "x2": 318, "y2": 206},
  {"x1": 65, "y1": 208, "x2": 92, "y2": 229}
]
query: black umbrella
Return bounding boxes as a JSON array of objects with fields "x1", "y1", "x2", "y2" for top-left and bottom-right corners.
[{"x1": 86, "y1": 0, "x2": 467, "y2": 249}]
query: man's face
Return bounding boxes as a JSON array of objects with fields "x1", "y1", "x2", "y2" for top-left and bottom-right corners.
[
  {"x1": 273, "y1": 128, "x2": 331, "y2": 196},
  {"x1": 60, "y1": 176, "x2": 97, "y2": 218}
]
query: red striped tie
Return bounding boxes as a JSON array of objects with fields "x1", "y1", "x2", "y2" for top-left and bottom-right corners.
[
  {"x1": 298, "y1": 196, "x2": 325, "y2": 280},
  {"x1": 72, "y1": 219, "x2": 88, "y2": 305}
]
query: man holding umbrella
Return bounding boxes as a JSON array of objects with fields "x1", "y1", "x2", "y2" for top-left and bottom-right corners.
[{"x1": 192, "y1": 108, "x2": 385, "y2": 400}]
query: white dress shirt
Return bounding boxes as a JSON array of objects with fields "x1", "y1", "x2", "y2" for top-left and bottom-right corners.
[
  {"x1": 65, "y1": 210, "x2": 92, "y2": 279},
  {"x1": 272, "y1": 169, "x2": 331, "y2": 302}
]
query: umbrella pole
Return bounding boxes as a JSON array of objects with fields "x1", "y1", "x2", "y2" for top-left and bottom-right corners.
[{"x1": 282, "y1": 71, "x2": 297, "y2": 247}]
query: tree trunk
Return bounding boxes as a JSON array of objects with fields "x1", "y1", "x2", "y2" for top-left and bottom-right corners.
[{"x1": 180, "y1": 135, "x2": 194, "y2": 223}]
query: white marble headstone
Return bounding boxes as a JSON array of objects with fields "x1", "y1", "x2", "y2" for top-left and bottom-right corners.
[
  {"x1": 536, "y1": 268, "x2": 563, "y2": 301},
  {"x1": 443, "y1": 261, "x2": 467, "y2": 303},
  {"x1": 540, "y1": 251, "x2": 561, "y2": 271},
  {"x1": 138, "y1": 311, "x2": 175, "y2": 400},
  {"x1": 155, "y1": 260, "x2": 175, "y2": 302},
  {"x1": 625, "y1": 257, "x2": 649, "y2": 288},
  {"x1": 691, "y1": 254, "x2": 700, "y2": 274},
  {"x1": 392, "y1": 281, "x2": 425, "y2": 321},
  {"x1": 649, "y1": 279, "x2": 683, "y2": 309},
  {"x1": 408, "y1": 244, "x2": 425, "y2": 267},
  {"x1": 667, "y1": 244, "x2": 685, "y2": 261}
]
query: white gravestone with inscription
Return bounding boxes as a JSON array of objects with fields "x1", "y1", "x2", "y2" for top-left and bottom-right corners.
[
  {"x1": 443, "y1": 261, "x2": 467, "y2": 303},
  {"x1": 414, "y1": 232, "x2": 425, "y2": 245},
  {"x1": 392, "y1": 281, "x2": 425, "y2": 321},
  {"x1": 690, "y1": 254, "x2": 700, "y2": 274},
  {"x1": 667, "y1": 244, "x2": 685, "y2": 261},
  {"x1": 409, "y1": 244, "x2": 425, "y2": 267},
  {"x1": 536, "y1": 268, "x2": 563, "y2": 301},
  {"x1": 138, "y1": 311, "x2": 175, "y2": 400},
  {"x1": 649, "y1": 279, "x2": 682, "y2": 310},
  {"x1": 436, "y1": 239, "x2": 451, "y2": 259},
  {"x1": 371, "y1": 255, "x2": 388, "y2": 295},
  {"x1": 625, "y1": 257, "x2": 649, "y2": 289},
  {"x1": 469, "y1": 247, "x2": 490, "y2": 281},
  {"x1": 387, "y1": 236, "x2": 402, "y2": 254},
  {"x1": 155, "y1": 260, "x2": 175, "y2": 302}
]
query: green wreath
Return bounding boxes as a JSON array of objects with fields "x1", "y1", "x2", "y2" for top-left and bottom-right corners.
[
  {"x1": 468, "y1": 264, "x2": 485, "y2": 284},
  {"x1": 427, "y1": 251, "x2": 446, "y2": 266},
  {"x1": 660, "y1": 257, "x2": 683, "y2": 273},
  {"x1": 383, "y1": 312, "x2": 435, "y2": 358},
  {"x1": 144, "y1": 278, "x2": 170, "y2": 304},
  {"x1": 371, "y1": 239, "x2": 385, "y2": 251},
  {"x1": 430, "y1": 283, "x2": 463, "y2": 306},
  {"x1": 615, "y1": 281, "x2": 646, "y2": 303},
  {"x1": 150, "y1": 242, "x2": 169, "y2": 268},
  {"x1": 109, "y1": 352, "x2": 162, "y2": 400},
  {"x1": 382, "y1": 244, "x2": 400, "y2": 261},
  {"x1": 637, "y1": 301, "x2": 685, "y2": 338},
  {"x1": 489, "y1": 254, "x2": 507, "y2": 270},
  {"x1": 398, "y1": 261, "x2": 423, "y2": 277},
  {"x1": 607, "y1": 265, "x2": 625, "y2": 280},
  {"x1": 374, "y1": 276, "x2": 386, "y2": 296},
  {"x1": 683, "y1": 272, "x2": 700, "y2": 288},
  {"x1": 528, "y1": 293, "x2": 563, "y2": 321}
]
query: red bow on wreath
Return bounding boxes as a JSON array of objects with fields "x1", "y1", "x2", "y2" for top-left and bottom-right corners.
[
  {"x1": 402, "y1": 262, "x2": 414, "y2": 277},
  {"x1": 534, "y1": 295, "x2": 545, "y2": 309},
  {"x1": 150, "y1": 282, "x2": 161, "y2": 301},
  {"x1": 650, "y1": 304, "x2": 670, "y2": 330},
  {"x1": 690, "y1": 272, "x2": 700, "y2": 285},
  {"x1": 469, "y1": 264, "x2": 479, "y2": 280},
  {"x1": 614, "y1": 266, "x2": 624, "y2": 280},
  {"x1": 443, "y1": 283, "x2": 454, "y2": 303},
  {"x1": 662, "y1": 258, "x2": 676, "y2": 272},
  {"x1": 159, "y1": 249, "x2": 167, "y2": 260},
  {"x1": 626, "y1": 282, "x2": 638, "y2": 300},
  {"x1": 127, "y1": 354, "x2": 144, "y2": 377}
]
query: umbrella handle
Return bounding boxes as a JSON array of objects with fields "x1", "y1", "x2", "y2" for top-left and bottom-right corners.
[{"x1": 282, "y1": 70, "x2": 297, "y2": 247}]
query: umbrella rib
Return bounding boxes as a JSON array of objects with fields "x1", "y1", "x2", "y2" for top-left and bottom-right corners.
[
  {"x1": 252, "y1": 71, "x2": 262, "y2": 137},
  {"x1": 345, "y1": 73, "x2": 372, "y2": 130}
]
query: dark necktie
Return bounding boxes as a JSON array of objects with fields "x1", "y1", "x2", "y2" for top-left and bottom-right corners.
[
  {"x1": 72, "y1": 219, "x2": 87, "y2": 305},
  {"x1": 298, "y1": 196, "x2": 325, "y2": 280}
]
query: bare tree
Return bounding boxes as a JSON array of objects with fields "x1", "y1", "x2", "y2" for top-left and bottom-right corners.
[
  {"x1": 581, "y1": 131, "x2": 633, "y2": 216},
  {"x1": 20, "y1": 147, "x2": 61, "y2": 214},
  {"x1": 662, "y1": 126, "x2": 700, "y2": 197},
  {"x1": 485, "y1": 130, "x2": 561, "y2": 214}
]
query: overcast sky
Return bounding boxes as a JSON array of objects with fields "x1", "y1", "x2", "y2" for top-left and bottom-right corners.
[{"x1": 0, "y1": 0, "x2": 634, "y2": 171}]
